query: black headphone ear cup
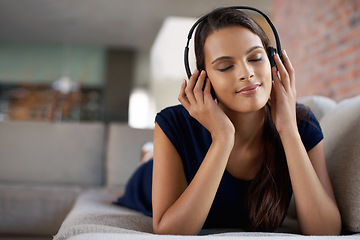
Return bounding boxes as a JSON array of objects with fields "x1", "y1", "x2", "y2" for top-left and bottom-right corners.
[{"x1": 267, "y1": 47, "x2": 277, "y2": 67}]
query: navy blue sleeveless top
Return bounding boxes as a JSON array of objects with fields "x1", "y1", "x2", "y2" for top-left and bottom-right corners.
[{"x1": 114, "y1": 104, "x2": 323, "y2": 229}]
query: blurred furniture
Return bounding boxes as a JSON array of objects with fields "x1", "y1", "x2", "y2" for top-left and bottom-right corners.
[
  {"x1": 0, "y1": 83, "x2": 103, "y2": 122},
  {"x1": 0, "y1": 122, "x2": 153, "y2": 239}
]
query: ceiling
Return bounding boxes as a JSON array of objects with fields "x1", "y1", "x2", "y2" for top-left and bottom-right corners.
[{"x1": 0, "y1": 0, "x2": 272, "y2": 51}]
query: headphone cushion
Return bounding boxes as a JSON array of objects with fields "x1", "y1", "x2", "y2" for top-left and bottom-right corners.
[{"x1": 267, "y1": 47, "x2": 277, "y2": 67}]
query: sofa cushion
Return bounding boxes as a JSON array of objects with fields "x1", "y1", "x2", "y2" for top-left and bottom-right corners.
[
  {"x1": 54, "y1": 189, "x2": 153, "y2": 240},
  {"x1": 55, "y1": 189, "x2": 303, "y2": 240},
  {"x1": 0, "y1": 121, "x2": 105, "y2": 186},
  {"x1": 0, "y1": 184, "x2": 82, "y2": 237},
  {"x1": 297, "y1": 95, "x2": 337, "y2": 120},
  {"x1": 320, "y1": 95, "x2": 360, "y2": 232},
  {"x1": 106, "y1": 124, "x2": 154, "y2": 188}
]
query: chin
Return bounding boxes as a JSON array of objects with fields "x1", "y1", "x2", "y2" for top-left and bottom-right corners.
[
  {"x1": 222, "y1": 92, "x2": 269, "y2": 113},
  {"x1": 239, "y1": 101, "x2": 268, "y2": 113},
  {"x1": 220, "y1": 98, "x2": 268, "y2": 114}
]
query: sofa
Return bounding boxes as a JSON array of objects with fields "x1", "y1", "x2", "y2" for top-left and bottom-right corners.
[
  {"x1": 0, "y1": 95, "x2": 359, "y2": 239},
  {"x1": 0, "y1": 122, "x2": 153, "y2": 239}
]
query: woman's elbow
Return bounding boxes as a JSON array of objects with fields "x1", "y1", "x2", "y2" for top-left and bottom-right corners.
[
  {"x1": 153, "y1": 224, "x2": 194, "y2": 235},
  {"x1": 302, "y1": 212, "x2": 342, "y2": 236},
  {"x1": 322, "y1": 209, "x2": 342, "y2": 235},
  {"x1": 152, "y1": 219, "x2": 200, "y2": 235},
  {"x1": 152, "y1": 219, "x2": 167, "y2": 235},
  {"x1": 152, "y1": 222, "x2": 172, "y2": 235}
]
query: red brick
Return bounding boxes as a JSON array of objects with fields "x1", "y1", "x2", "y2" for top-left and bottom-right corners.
[{"x1": 273, "y1": 0, "x2": 360, "y2": 101}]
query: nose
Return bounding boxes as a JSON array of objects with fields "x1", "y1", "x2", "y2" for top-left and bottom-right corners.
[{"x1": 239, "y1": 64, "x2": 254, "y2": 81}]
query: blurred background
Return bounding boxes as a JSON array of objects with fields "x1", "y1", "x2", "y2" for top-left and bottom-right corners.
[{"x1": 0, "y1": 0, "x2": 359, "y2": 128}]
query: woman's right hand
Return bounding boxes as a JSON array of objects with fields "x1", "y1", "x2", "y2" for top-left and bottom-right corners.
[{"x1": 178, "y1": 69, "x2": 235, "y2": 141}]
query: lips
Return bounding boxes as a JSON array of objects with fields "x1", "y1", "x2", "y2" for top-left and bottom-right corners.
[{"x1": 237, "y1": 84, "x2": 261, "y2": 95}]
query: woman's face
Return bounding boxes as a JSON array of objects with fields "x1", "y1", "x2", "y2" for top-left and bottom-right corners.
[{"x1": 204, "y1": 26, "x2": 272, "y2": 113}]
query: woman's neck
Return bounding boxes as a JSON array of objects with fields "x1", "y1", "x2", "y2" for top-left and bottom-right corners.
[
  {"x1": 218, "y1": 104, "x2": 266, "y2": 180},
  {"x1": 219, "y1": 104, "x2": 266, "y2": 147}
]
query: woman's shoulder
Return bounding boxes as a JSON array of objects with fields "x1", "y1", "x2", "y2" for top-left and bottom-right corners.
[
  {"x1": 295, "y1": 103, "x2": 323, "y2": 151},
  {"x1": 296, "y1": 103, "x2": 320, "y2": 126},
  {"x1": 158, "y1": 104, "x2": 187, "y2": 114},
  {"x1": 158, "y1": 104, "x2": 188, "y2": 116},
  {"x1": 155, "y1": 104, "x2": 208, "y2": 137},
  {"x1": 156, "y1": 104, "x2": 193, "y2": 124}
]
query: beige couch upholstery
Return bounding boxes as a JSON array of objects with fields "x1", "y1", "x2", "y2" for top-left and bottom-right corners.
[
  {"x1": 0, "y1": 122, "x2": 106, "y2": 238},
  {"x1": 0, "y1": 122, "x2": 153, "y2": 239},
  {"x1": 1, "y1": 95, "x2": 360, "y2": 239},
  {"x1": 299, "y1": 95, "x2": 360, "y2": 233},
  {"x1": 320, "y1": 95, "x2": 360, "y2": 233},
  {"x1": 0, "y1": 122, "x2": 105, "y2": 185}
]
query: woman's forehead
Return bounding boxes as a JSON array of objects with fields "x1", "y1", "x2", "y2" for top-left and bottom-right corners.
[{"x1": 204, "y1": 26, "x2": 264, "y2": 58}]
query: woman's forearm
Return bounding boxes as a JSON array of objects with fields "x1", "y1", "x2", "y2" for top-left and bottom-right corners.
[
  {"x1": 153, "y1": 135, "x2": 234, "y2": 235},
  {"x1": 280, "y1": 130, "x2": 341, "y2": 235}
]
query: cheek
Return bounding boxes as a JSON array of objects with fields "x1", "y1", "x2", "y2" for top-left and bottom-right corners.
[
  {"x1": 207, "y1": 72, "x2": 231, "y2": 95},
  {"x1": 206, "y1": 71, "x2": 222, "y2": 89},
  {"x1": 264, "y1": 74, "x2": 273, "y2": 96},
  {"x1": 265, "y1": 70, "x2": 273, "y2": 88},
  {"x1": 257, "y1": 65, "x2": 273, "y2": 97},
  {"x1": 259, "y1": 63, "x2": 272, "y2": 85}
]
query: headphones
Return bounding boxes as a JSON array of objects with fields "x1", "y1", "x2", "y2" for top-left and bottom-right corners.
[{"x1": 184, "y1": 6, "x2": 282, "y2": 79}]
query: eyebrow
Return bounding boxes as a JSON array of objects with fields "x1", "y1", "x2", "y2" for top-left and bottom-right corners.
[
  {"x1": 211, "y1": 45, "x2": 264, "y2": 64},
  {"x1": 211, "y1": 56, "x2": 233, "y2": 64},
  {"x1": 246, "y1": 45, "x2": 263, "y2": 55}
]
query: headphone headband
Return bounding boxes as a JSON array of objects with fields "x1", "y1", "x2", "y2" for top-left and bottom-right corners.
[{"x1": 184, "y1": 6, "x2": 282, "y2": 79}]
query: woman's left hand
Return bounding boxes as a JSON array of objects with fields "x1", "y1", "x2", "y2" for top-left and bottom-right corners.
[{"x1": 270, "y1": 50, "x2": 297, "y2": 135}]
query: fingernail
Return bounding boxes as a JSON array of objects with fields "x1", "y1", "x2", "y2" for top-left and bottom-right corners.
[{"x1": 282, "y1": 49, "x2": 287, "y2": 56}]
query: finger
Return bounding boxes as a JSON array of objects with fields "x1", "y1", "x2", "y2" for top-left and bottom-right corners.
[
  {"x1": 193, "y1": 70, "x2": 206, "y2": 103},
  {"x1": 272, "y1": 66, "x2": 283, "y2": 92},
  {"x1": 185, "y1": 69, "x2": 199, "y2": 104},
  {"x1": 270, "y1": 80, "x2": 276, "y2": 101},
  {"x1": 270, "y1": 81, "x2": 277, "y2": 116},
  {"x1": 274, "y1": 53, "x2": 290, "y2": 91},
  {"x1": 178, "y1": 79, "x2": 190, "y2": 109},
  {"x1": 203, "y1": 77, "x2": 212, "y2": 101},
  {"x1": 187, "y1": 69, "x2": 199, "y2": 89},
  {"x1": 281, "y1": 50, "x2": 296, "y2": 90}
]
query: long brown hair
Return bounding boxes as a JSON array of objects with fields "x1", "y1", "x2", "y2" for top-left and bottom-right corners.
[{"x1": 194, "y1": 8, "x2": 292, "y2": 231}]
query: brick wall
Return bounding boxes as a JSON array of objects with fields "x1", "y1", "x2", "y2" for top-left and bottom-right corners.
[{"x1": 272, "y1": 0, "x2": 360, "y2": 101}]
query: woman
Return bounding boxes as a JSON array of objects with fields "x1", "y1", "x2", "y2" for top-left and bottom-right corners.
[{"x1": 114, "y1": 8, "x2": 341, "y2": 235}]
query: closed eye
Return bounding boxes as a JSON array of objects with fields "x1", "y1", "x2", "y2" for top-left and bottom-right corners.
[
  {"x1": 218, "y1": 65, "x2": 234, "y2": 72},
  {"x1": 249, "y1": 57, "x2": 263, "y2": 62}
]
